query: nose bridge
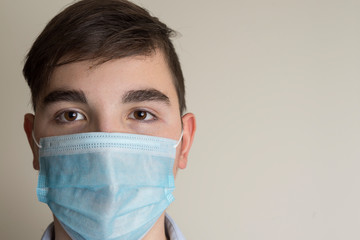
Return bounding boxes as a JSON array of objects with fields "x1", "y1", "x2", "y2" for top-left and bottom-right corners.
[{"x1": 90, "y1": 108, "x2": 125, "y2": 133}]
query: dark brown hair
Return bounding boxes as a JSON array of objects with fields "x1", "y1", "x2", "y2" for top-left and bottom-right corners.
[{"x1": 23, "y1": 0, "x2": 186, "y2": 115}]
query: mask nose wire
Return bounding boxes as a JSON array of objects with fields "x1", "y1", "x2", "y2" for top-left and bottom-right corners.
[
  {"x1": 32, "y1": 130, "x2": 183, "y2": 149},
  {"x1": 173, "y1": 130, "x2": 183, "y2": 148},
  {"x1": 32, "y1": 131, "x2": 42, "y2": 148}
]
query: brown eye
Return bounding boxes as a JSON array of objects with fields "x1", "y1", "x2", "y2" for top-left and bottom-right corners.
[
  {"x1": 56, "y1": 110, "x2": 86, "y2": 123},
  {"x1": 133, "y1": 110, "x2": 147, "y2": 120},
  {"x1": 129, "y1": 110, "x2": 156, "y2": 121},
  {"x1": 64, "y1": 111, "x2": 78, "y2": 121}
]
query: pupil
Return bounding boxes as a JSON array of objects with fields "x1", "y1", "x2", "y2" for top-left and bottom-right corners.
[
  {"x1": 66, "y1": 111, "x2": 77, "y2": 121},
  {"x1": 135, "y1": 111, "x2": 146, "y2": 120}
]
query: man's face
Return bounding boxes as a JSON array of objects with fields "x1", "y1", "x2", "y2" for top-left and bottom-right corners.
[{"x1": 24, "y1": 51, "x2": 195, "y2": 175}]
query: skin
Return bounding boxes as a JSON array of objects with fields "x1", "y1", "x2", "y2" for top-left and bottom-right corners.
[{"x1": 23, "y1": 50, "x2": 196, "y2": 240}]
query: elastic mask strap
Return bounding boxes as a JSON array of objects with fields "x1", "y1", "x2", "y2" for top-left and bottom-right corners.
[
  {"x1": 173, "y1": 130, "x2": 183, "y2": 148},
  {"x1": 32, "y1": 131, "x2": 42, "y2": 148}
]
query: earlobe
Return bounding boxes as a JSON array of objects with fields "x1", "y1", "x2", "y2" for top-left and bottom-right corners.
[
  {"x1": 23, "y1": 113, "x2": 39, "y2": 170},
  {"x1": 178, "y1": 113, "x2": 196, "y2": 169}
]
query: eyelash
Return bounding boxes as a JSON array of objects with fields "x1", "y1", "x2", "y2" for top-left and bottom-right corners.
[
  {"x1": 54, "y1": 109, "x2": 86, "y2": 124},
  {"x1": 128, "y1": 109, "x2": 158, "y2": 122},
  {"x1": 53, "y1": 108, "x2": 158, "y2": 125}
]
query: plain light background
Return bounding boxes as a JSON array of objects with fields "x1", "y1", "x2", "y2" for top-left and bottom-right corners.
[{"x1": 1, "y1": 0, "x2": 360, "y2": 239}]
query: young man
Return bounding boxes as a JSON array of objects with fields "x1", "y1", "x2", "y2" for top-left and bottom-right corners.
[{"x1": 22, "y1": 0, "x2": 196, "y2": 239}]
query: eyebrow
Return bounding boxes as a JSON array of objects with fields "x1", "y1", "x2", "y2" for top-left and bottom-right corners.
[
  {"x1": 122, "y1": 89, "x2": 170, "y2": 105},
  {"x1": 43, "y1": 90, "x2": 87, "y2": 105}
]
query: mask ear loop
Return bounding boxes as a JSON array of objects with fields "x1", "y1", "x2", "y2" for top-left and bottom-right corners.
[
  {"x1": 32, "y1": 131, "x2": 42, "y2": 148},
  {"x1": 173, "y1": 130, "x2": 183, "y2": 148}
]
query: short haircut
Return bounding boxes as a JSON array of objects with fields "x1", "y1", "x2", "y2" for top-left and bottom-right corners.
[{"x1": 23, "y1": 0, "x2": 186, "y2": 115}]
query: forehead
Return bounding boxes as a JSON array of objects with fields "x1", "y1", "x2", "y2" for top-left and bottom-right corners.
[{"x1": 41, "y1": 51, "x2": 177, "y2": 104}]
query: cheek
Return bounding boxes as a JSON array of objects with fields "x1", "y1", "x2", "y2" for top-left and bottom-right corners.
[
  {"x1": 173, "y1": 161, "x2": 178, "y2": 177},
  {"x1": 172, "y1": 149, "x2": 181, "y2": 177},
  {"x1": 32, "y1": 147, "x2": 40, "y2": 170},
  {"x1": 34, "y1": 113, "x2": 52, "y2": 138}
]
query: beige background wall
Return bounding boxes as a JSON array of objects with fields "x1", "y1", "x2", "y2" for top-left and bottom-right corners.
[{"x1": 1, "y1": 0, "x2": 360, "y2": 239}]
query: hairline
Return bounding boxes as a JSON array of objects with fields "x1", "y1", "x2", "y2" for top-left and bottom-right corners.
[{"x1": 34, "y1": 48, "x2": 182, "y2": 114}]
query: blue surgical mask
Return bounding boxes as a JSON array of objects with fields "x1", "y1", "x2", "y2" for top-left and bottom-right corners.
[{"x1": 32, "y1": 131, "x2": 182, "y2": 240}]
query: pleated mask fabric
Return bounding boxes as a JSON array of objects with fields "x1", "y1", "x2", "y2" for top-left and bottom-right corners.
[{"x1": 36, "y1": 132, "x2": 177, "y2": 240}]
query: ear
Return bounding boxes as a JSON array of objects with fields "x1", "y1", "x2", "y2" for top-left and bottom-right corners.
[
  {"x1": 177, "y1": 113, "x2": 196, "y2": 169},
  {"x1": 23, "y1": 113, "x2": 39, "y2": 170}
]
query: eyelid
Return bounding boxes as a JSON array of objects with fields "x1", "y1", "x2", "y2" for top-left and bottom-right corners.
[
  {"x1": 128, "y1": 108, "x2": 158, "y2": 121},
  {"x1": 54, "y1": 108, "x2": 87, "y2": 124}
]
